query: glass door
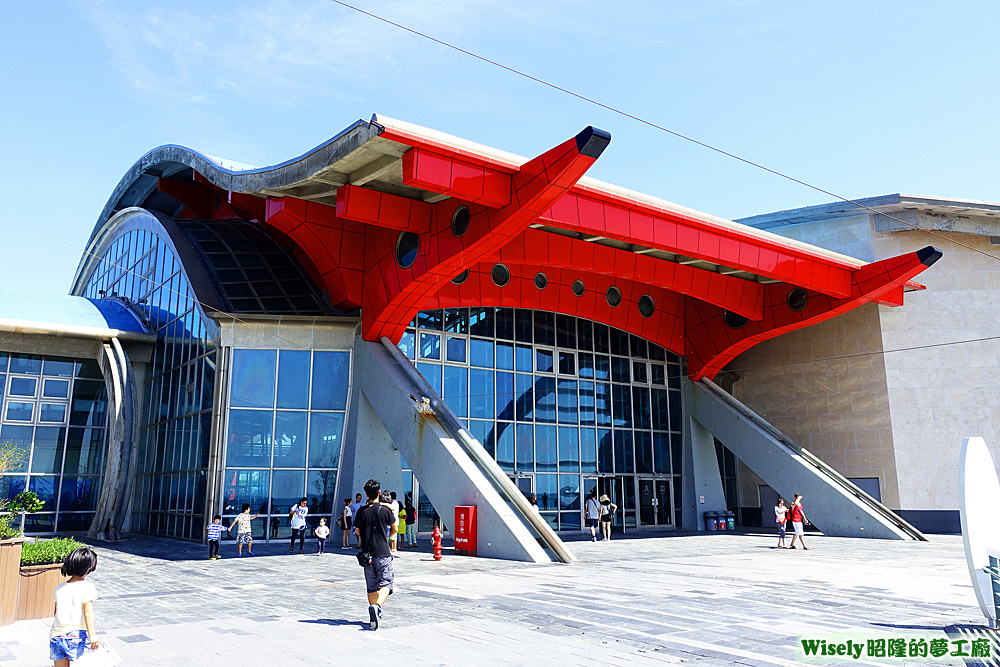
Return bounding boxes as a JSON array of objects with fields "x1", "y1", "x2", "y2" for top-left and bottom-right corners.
[
  {"x1": 639, "y1": 478, "x2": 655, "y2": 526},
  {"x1": 656, "y1": 478, "x2": 673, "y2": 526}
]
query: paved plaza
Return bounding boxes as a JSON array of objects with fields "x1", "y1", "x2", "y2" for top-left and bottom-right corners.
[{"x1": 2, "y1": 530, "x2": 997, "y2": 666}]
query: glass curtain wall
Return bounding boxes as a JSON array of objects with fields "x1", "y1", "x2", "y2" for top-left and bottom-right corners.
[
  {"x1": 220, "y1": 348, "x2": 350, "y2": 541},
  {"x1": 0, "y1": 353, "x2": 108, "y2": 534},
  {"x1": 398, "y1": 308, "x2": 684, "y2": 532},
  {"x1": 82, "y1": 227, "x2": 218, "y2": 541}
]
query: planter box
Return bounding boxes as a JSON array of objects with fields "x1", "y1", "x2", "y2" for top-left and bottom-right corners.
[
  {"x1": 0, "y1": 538, "x2": 24, "y2": 627},
  {"x1": 17, "y1": 562, "x2": 66, "y2": 622}
]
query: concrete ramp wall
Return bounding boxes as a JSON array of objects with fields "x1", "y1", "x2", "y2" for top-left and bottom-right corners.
[
  {"x1": 691, "y1": 379, "x2": 925, "y2": 541},
  {"x1": 337, "y1": 334, "x2": 575, "y2": 563}
]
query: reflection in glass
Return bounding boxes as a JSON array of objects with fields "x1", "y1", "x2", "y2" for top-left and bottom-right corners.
[
  {"x1": 535, "y1": 425, "x2": 557, "y2": 471},
  {"x1": 39, "y1": 404, "x2": 67, "y2": 423},
  {"x1": 558, "y1": 427, "x2": 579, "y2": 472},
  {"x1": 515, "y1": 423, "x2": 533, "y2": 471},
  {"x1": 446, "y1": 336, "x2": 466, "y2": 363},
  {"x1": 29, "y1": 475, "x2": 58, "y2": 506},
  {"x1": 416, "y1": 363, "x2": 441, "y2": 395},
  {"x1": 559, "y1": 474, "x2": 581, "y2": 510},
  {"x1": 222, "y1": 468, "x2": 269, "y2": 515},
  {"x1": 231, "y1": 349, "x2": 276, "y2": 408},
  {"x1": 470, "y1": 339, "x2": 493, "y2": 368},
  {"x1": 443, "y1": 366, "x2": 468, "y2": 418},
  {"x1": 308, "y1": 412, "x2": 343, "y2": 468},
  {"x1": 43, "y1": 379, "x2": 70, "y2": 399},
  {"x1": 495, "y1": 422, "x2": 514, "y2": 471},
  {"x1": 557, "y1": 379, "x2": 578, "y2": 424},
  {"x1": 535, "y1": 349, "x2": 553, "y2": 373},
  {"x1": 580, "y1": 429, "x2": 597, "y2": 473},
  {"x1": 399, "y1": 330, "x2": 416, "y2": 359},
  {"x1": 535, "y1": 473, "x2": 557, "y2": 511},
  {"x1": 514, "y1": 345, "x2": 532, "y2": 373},
  {"x1": 272, "y1": 411, "x2": 307, "y2": 468},
  {"x1": 307, "y1": 470, "x2": 337, "y2": 513},
  {"x1": 271, "y1": 469, "x2": 305, "y2": 512},
  {"x1": 419, "y1": 333, "x2": 440, "y2": 360},
  {"x1": 636, "y1": 431, "x2": 654, "y2": 474},
  {"x1": 311, "y1": 351, "x2": 350, "y2": 410},
  {"x1": 534, "y1": 377, "x2": 556, "y2": 423},
  {"x1": 63, "y1": 428, "x2": 104, "y2": 477},
  {"x1": 59, "y1": 477, "x2": 98, "y2": 511},
  {"x1": 31, "y1": 427, "x2": 65, "y2": 473},
  {"x1": 225, "y1": 409, "x2": 273, "y2": 467},
  {"x1": 9, "y1": 377, "x2": 37, "y2": 397},
  {"x1": 277, "y1": 350, "x2": 310, "y2": 409},
  {"x1": 598, "y1": 429, "x2": 613, "y2": 473},
  {"x1": 654, "y1": 433, "x2": 672, "y2": 474},
  {"x1": 5, "y1": 403, "x2": 32, "y2": 421},
  {"x1": 469, "y1": 369, "x2": 494, "y2": 419}
]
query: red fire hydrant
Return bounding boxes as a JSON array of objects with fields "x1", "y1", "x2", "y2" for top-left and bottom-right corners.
[{"x1": 432, "y1": 526, "x2": 442, "y2": 561}]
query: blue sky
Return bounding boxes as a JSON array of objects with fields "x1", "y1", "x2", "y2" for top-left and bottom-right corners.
[{"x1": 1, "y1": 1, "x2": 997, "y2": 294}]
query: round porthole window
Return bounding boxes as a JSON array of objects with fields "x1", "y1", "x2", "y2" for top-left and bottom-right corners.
[
  {"x1": 723, "y1": 310, "x2": 748, "y2": 329},
  {"x1": 787, "y1": 287, "x2": 809, "y2": 312},
  {"x1": 451, "y1": 205, "x2": 471, "y2": 237},
  {"x1": 534, "y1": 272, "x2": 548, "y2": 289},
  {"x1": 451, "y1": 269, "x2": 470, "y2": 285},
  {"x1": 606, "y1": 286, "x2": 622, "y2": 308},
  {"x1": 638, "y1": 294, "x2": 655, "y2": 318},
  {"x1": 572, "y1": 280, "x2": 585, "y2": 297},
  {"x1": 491, "y1": 263, "x2": 510, "y2": 287},
  {"x1": 395, "y1": 231, "x2": 420, "y2": 268}
]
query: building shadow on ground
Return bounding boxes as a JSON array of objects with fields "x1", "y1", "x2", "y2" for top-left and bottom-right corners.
[{"x1": 299, "y1": 619, "x2": 369, "y2": 630}]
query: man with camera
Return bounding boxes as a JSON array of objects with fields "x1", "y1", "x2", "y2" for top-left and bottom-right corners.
[{"x1": 353, "y1": 478, "x2": 397, "y2": 630}]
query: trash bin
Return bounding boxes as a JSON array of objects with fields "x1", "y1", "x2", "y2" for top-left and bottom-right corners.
[
  {"x1": 716, "y1": 511, "x2": 726, "y2": 530},
  {"x1": 704, "y1": 511, "x2": 717, "y2": 531},
  {"x1": 726, "y1": 511, "x2": 736, "y2": 531}
]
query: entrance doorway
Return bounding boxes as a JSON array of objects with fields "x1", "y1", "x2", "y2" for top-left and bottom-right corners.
[{"x1": 639, "y1": 478, "x2": 673, "y2": 526}]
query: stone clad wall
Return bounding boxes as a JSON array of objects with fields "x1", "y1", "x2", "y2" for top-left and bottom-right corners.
[
  {"x1": 728, "y1": 303, "x2": 900, "y2": 509},
  {"x1": 874, "y1": 230, "x2": 1000, "y2": 520}
]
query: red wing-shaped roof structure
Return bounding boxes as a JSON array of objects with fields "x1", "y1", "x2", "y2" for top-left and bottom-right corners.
[{"x1": 74, "y1": 114, "x2": 941, "y2": 379}]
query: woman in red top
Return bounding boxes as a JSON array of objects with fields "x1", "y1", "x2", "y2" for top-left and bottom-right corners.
[{"x1": 789, "y1": 493, "x2": 811, "y2": 550}]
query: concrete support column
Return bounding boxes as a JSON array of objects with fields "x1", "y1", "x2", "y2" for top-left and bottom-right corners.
[
  {"x1": 336, "y1": 388, "x2": 404, "y2": 508},
  {"x1": 681, "y1": 378, "x2": 728, "y2": 531}
]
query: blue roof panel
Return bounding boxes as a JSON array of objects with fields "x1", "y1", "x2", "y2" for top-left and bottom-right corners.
[{"x1": 0, "y1": 288, "x2": 147, "y2": 334}]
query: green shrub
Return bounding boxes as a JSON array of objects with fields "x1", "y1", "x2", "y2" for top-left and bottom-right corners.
[{"x1": 20, "y1": 538, "x2": 85, "y2": 567}]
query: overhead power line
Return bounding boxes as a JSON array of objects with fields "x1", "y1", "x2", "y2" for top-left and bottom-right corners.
[{"x1": 326, "y1": 0, "x2": 1000, "y2": 266}]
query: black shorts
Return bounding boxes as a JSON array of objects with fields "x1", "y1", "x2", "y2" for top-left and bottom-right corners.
[{"x1": 586, "y1": 518, "x2": 600, "y2": 528}]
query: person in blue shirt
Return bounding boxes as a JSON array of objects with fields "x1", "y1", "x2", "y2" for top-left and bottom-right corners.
[{"x1": 206, "y1": 515, "x2": 225, "y2": 560}]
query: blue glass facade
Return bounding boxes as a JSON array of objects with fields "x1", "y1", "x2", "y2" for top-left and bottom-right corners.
[
  {"x1": 0, "y1": 352, "x2": 108, "y2": 534},
  {"x1": 81, "y1": 226, "x2": 218, "y2": 541},
  {"x1": 220, "y1": 348, "x2": 350, "y2": 540},
  {"x1": 401, "y1": 307, "x2": 684, "y2": 531}
]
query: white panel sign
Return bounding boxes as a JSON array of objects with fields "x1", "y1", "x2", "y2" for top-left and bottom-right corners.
[{"x1": 959, "y1": 437, "x2": 1000, "y2": 624}]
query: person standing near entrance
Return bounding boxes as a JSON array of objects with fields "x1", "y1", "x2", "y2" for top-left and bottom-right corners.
[
  {"x1": 774, "y1": 498, "x2": 788, "y2": 548},
  {"x1": 789, "y1": 494, "x2": 810, "y2": 550},
  {"x1": 340, "y1": 498, "x2": 354, "y2": 549},
  {"x1": 228, "y1": 504, "x2": 258, "y2": 557},
  {"x1": 599, "y1": 495, "x2": 617, "y2": 541},
  {"x1": 585, "y1": 489, "x2": 602, "y2": 542},
  {"x1": 404, "y1": 496, "x2": 418, "y2": 548},
  {"x1": 289, "y1": 497, "x2": 309, "y2": 554},
  {"x1": 349, "y1": 493, "x2": 365, "y2": 547},
  {"x1": 354, "y1": 478, "x2": 397, "y2": 631}
]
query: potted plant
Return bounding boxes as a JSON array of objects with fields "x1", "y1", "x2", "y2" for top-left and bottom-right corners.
[
  {"x1": 0, "y1": 441, "x2": 38, "y2": 626},
  {"x1": 17, "y1": 537, "x2": 81, "y2": 621}
]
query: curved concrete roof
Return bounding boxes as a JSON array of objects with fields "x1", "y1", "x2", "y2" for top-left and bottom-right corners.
[
  {"x1": 74, "y1": 113, "x2": 871, "y2": 290},
  {"x1": 0, "y1": 287, "x2": 149, "y2": 340}
]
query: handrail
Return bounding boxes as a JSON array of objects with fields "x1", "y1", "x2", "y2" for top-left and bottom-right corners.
[
  {"x1": 380, "y1": 337, "x2": 575, "y2": 563},
  {"x1": 698, "y1": 378, "x2": 927, "y2": 541}
]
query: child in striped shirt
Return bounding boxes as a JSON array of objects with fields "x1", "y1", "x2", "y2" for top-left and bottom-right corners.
[{"x1": 206, "y1": 515, "x2": 225, "y2": 560}]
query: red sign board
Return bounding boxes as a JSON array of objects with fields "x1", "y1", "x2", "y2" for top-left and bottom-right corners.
[{"x1": 454, "y1": 505, "x2": 477, "y2": 556}]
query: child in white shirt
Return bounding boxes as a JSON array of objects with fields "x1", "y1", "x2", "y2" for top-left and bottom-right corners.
[
  {"x1": 49, "y1": 547, "x2": 99, "y2": 665},
  {"x1": 315, "y1": 518, "x2": 331, "y2": 555}
]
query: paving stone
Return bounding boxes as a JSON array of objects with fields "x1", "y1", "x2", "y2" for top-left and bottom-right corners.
[{"x1": 0, "y1": 532, "x2": 989, "y2": 665}]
